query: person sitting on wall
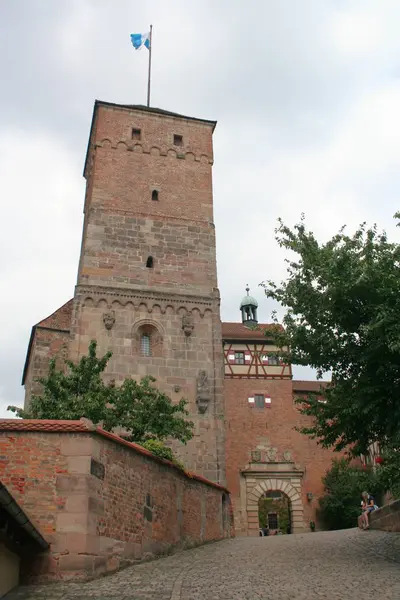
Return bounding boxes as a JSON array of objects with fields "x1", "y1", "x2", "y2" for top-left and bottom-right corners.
[
  {"x1": 259, "y1": 525, "x2": 270, "y2": 536},
  {"x1": 361, "y1": 491, "x2": 378, "y2": 529}
]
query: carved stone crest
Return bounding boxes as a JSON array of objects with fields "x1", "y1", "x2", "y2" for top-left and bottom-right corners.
[
  {"x1": 251, "y1": 450, "x2": 261, "y2": 463},
  {"x1": 265, "y1": 447, "x2": 277, "y2": 462},
  {"x1": 182, "y1": 314, "x2": 194, "y2": 337},
  {"x1": 103, "y1": 310, "x2": 115, "y2": 331},
  {"x1": 196, "y1": 370, "x2": 211, "y2": 414},
  {"x1": 282, "y1": 450, "x2": 292, "y2": 462}
]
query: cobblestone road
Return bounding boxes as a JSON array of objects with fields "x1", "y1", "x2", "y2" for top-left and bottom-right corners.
[{"x1": 7, "y1": 528, "x2": 400, "y2": 600}]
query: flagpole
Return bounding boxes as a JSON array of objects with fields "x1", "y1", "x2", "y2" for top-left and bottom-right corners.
[{"x1": 147, "y1": 25, "x2": 153, "y2": 107}]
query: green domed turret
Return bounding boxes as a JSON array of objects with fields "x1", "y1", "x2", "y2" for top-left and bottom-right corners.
[{"x1": 240, "y1": 286, "x2": 258, "y2": 327}]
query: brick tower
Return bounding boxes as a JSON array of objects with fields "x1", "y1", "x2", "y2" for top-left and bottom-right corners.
[{"x1": 69, "y1": 101, "x2": 225, "y2": 483}]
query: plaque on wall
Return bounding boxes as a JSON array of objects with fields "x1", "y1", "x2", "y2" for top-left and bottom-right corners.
[{"x1": 90, "y1": 458, "x2": 105, "y2": 480}]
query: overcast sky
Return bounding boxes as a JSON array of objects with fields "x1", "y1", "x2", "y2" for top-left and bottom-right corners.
[{"x1": 1, "y1": 0, "x2": 400, "y2": 417}]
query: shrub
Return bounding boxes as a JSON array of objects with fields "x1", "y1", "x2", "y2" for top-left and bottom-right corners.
[
  {"x1": 141, "y1": 439, "x2": 185, "y2": 470},
  {"x1": 318, "y1": 459, "x2": 384, "y2": 530},
  {"x1": 141, "y1": 439, "x2": 175, "y2": 462}
]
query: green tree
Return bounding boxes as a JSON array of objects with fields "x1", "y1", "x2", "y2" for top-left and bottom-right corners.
[
  {"x1": 376, "y1": 437, "x2": 400, "y2": 499},
  {"x1": 262, "y1": 216, "x2": 400, "y2": 456},
  {"x1": 9, "y1": 341, "x2": 194, "y2": 445},
  {"x1": 318, "y1": 459, "x2": 383, "y2": 530}
]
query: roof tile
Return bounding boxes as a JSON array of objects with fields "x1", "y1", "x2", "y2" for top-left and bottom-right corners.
[
  {"x1": 292, "y1": 380, "x2": 329, "y2": 393},
  {"x1": 0, "y1": 419, "x2": 89, "y2": 432},
  {"x1": 36, "y1": 299, "x2": 73, "y2": 330},
  {"x1": 221, "y1": 322, "x2": 282, "y2": 340}
]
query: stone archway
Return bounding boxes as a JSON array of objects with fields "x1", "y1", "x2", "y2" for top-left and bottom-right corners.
[{"x1": 245, "y1": 478, "x2": 305, "y2": 535}]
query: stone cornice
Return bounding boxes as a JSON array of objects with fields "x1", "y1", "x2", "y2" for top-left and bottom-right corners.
[{"x1": 74, "y1": 284, "x2": 220, "y2": 316}]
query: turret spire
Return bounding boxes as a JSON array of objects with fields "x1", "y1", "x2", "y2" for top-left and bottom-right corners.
[{"x1": 239, "y1": 286, "x2": 258, "y2": 327}]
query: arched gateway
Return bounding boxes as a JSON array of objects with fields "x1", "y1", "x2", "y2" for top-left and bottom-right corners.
[{"x1": 244, "y1": 476, "x2": 305, "y2": 535}]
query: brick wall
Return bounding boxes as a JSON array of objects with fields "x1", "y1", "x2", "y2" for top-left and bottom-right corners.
[
  {"x1": 24, "y1": 328, "x2": 69, "y2": 407},
  {"x1": 0, "y1": 420, "x2": 233, "y2": 582},
  {"x1": 23, "y1": 300, "x2": 72, "y2": 409},
  {"x1": 79, "y1": 103, "x2": 216, "y2": 293},
  {"x1": 224, "y1": 379, "x2": 343, "y2": 533}
]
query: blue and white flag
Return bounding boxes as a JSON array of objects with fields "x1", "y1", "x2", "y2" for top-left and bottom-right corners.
[{"x1": 130, "y1": 32, "x2": 150, "y2": 50}]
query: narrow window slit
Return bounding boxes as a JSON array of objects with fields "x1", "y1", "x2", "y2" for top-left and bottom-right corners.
[{"x1": 146, "y1": 256, "x2": 154, "y2": 268}]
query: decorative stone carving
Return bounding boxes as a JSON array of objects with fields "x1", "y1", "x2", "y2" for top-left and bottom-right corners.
[
  {"x1": 196, "y1": 370, "x2": 211, "y2": 414},
  {"x1": 103, "y1": 310, "x2": 115, "y2": 330},
  {"x1": 251, "y1": 450, "x2": 261, "y2": 463},
  {"x1": 182, "y1": 314, "x2": 194, "y2": 337},
  {"x1": 265, "y1": 447, "x2": 277, "y2": 462},
  {"x1": 282, "y1": 450, "x2": 292, "y2": 462}
]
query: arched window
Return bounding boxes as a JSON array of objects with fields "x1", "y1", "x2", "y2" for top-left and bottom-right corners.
[
  {"x1": 134, "y1": 322, "x2": 162, "y2": 358},
  {"x1": 151, "y1": 189, "x2": 159, "y2": 201},
  {"x1": 146, "y1": 256, "x2": 154, "y2": 268},
  {"x1": 141, "y1": 334, "x2": 151, "y2": 357}
]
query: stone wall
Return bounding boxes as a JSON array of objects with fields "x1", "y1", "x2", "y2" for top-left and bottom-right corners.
[
  {"x1": 358, "y1": 499, "x2": 400, "y2": 532},
  {"x1": 23, "y1": 300, "x2": 72, "y2": 409},
  {"x1": 68, "y1": 102, "x2": 225, "y2": 483},
  {"x1": 0, "y1": 419, "x2": 233, "y2": 582}
]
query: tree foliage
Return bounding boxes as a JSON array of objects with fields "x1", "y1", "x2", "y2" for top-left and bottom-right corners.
[
  {"x1": 9, "y1": 341, "x2": 194, "y2": 445},
  {"x1": 376, "y1": 439, "x2": 400, "y2": 499},
  {"x1": 318, "y1": 459, "x2": 383, "y2": 530},
  {"x1": 262, "y1": 216, "x2": 400, "y2": 455}
]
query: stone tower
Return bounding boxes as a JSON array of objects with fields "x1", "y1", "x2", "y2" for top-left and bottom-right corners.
[{"x1": 69, "y1": 101, "x2": 225, "y2": 483}]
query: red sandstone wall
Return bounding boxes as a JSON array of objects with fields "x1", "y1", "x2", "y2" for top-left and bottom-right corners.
[
  {"x1": 224, "y1": 379, "x2": 344, "y2": 533},
  {"x1": 0, "y1": 424, "x2": 232, "y2": 582},
  {"x1": 23, "y1": 328, "x2": 69, "y2": 409},
  {"x1": 78, "y1": 104, "x2": 216, "y2": 293},
  {"x1": 68, "y1": 103, "x2": 226, "y2": 483}
]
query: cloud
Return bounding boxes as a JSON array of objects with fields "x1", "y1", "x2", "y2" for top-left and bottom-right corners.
[
  {"x1": 0, "y1": 129, "x2": 83, "y2": 415},
  {"x1": 1, "y1": 0, "x2": 400, "y2": 411}
]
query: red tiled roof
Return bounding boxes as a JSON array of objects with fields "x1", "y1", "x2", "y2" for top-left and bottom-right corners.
[
  {"x1": 292, "y1": 380, "x2": 330, "y2": 393},
  {"x1": 36, "y1": 299, "x2": 73, "y2": 331},
  {"x1": 0, "y1": 419, "x2": 90, "y2": 432},
  {"x1": 0, "y1": 419, "x2": 229, "y2": 494},
  {"x1": 221, "y1": 322, "x2": 282, "y2": 340}
]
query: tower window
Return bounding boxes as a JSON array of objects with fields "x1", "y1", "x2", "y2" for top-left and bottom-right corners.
[
  {"x1": 132, "y1": 128, "x2": 141, "y2": 140},
  {"x1": 173, "y1": 134, "x2": 183, "y2": 146},
  {"x1": 151, "y1": 189, "x2": 159, "y2": 201},
  {"x1": 235, "y1": 352, "x2": 245, "y2": 365},
  {"x1": 141, "y1": 334, "x2": 151, "y2": 356},
  {"x1": 146, "y1": 256, "x2": 154, "y2": 268}
]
